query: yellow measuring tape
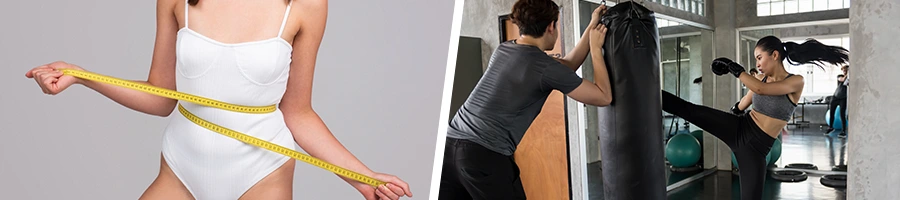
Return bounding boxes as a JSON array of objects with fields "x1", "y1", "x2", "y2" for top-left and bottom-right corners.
[{"x1": 60, "y1": 69, "x2": 385, "y2": 187}]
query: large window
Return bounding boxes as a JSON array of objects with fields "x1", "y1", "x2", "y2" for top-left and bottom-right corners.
[
  {"x1": 648, "y1": 0, "x2": 705, "y2": 16},
  {"x1": 783, "y1": 36, "x2": 850, "y2": 98},
  {"x1": 758, "y1": 0, "x2": 850, "y2": 16}
]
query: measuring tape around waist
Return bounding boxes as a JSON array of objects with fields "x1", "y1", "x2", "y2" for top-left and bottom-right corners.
[{"x1": 60, "y1": 69, "x2": 385, "y2": 187}]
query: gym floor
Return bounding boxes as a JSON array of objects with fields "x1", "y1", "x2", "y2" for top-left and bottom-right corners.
[
  {"x1": 586, "y1": 127, "x2": 848, "y2": 199},
  {"x1": 775, "y1": 126, "x2": 848, "y2": 170},
  {"x1": 666, "y1": 171, "x2": 846, "y2": 200}
]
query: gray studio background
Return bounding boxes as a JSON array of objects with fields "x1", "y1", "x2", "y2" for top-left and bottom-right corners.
[{"x1": 0, "y1": 0, "x2": 453, "y2": 199}]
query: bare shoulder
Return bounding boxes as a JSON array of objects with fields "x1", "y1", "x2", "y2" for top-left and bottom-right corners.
[
  {"x1": 788, "y1": 74, "x2": 805, "y2": 85},
  {"x1": 293, "y1": 0, "x2": 327, "y2": 20},
  {"x1": 297, "y1": 0, "x2": 327, "y2": 9},
  {"x1": 285, "y1": 0, "x2": 326, "y2": 36},
  {"x1": 283, "y1": 0, "x2": 327, "y2": 44},
  {"x1": 157, "y1": 0, "x2": 178, "y2": 10}
]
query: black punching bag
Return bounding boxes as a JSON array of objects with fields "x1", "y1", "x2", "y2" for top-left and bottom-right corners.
[{"x1": 596, "y1": 1, "x2": 666, "y2": 199}]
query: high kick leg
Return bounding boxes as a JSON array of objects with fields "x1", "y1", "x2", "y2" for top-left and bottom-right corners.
[
  {"x1": 661, "y1": 91, "x2": 741, "y2": 147},
  {"x1": 662, "y1": 91, "x2": 776, "y2": 200}
]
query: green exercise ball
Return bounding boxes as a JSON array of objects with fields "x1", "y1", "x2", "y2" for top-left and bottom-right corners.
[
  {"x1": 766, "y1": 138, "x2": 782, "y2": 166},
  {"x1": 665, "y1": 133, "x2": 702, "y2": 167},
  {"x1": 690, "y1": 130, "x2": 704, "y2": 144},
  {"x1": 732, "y1": 152, "x2": 738, "y2": 168}
]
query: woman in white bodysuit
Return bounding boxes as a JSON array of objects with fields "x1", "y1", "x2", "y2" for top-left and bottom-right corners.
[{"x1": 24, "y1": 0, "x2": 412, "y2": 199}]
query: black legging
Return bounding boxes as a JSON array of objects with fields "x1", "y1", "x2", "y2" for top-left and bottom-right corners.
[
  {"x1": 829, "y1": 97, "x2": 847, "y2": 130},
  {"x1": 662, "y1": 91, "x2": 776, "y2": 200}
]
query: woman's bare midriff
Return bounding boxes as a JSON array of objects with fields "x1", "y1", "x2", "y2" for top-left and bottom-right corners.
[{"x1": 749, "y1": 111, "x2": 787, "y2": 139}]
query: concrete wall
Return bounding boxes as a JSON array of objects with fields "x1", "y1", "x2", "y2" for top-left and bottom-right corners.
[
  {"x1": 461, "y1": 0, "x2": 576, "y2": 72},
  {"x1": 739, "y1": 23, "x2": 848, "y2": 41},
  {"x1": 704, "y1": 0, "x2": 740, "y2": 171},
  {"x1": 659, "y1": 25, "x2": 704, "y2": 36},
  {"x1": 778, "y1": 23, "x2": 849, "y2": 39},
  {"x1": 848, "y1": 0, "x2": 900, "y2": 199}
]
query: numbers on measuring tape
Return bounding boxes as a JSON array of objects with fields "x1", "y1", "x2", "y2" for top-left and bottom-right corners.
[
  {"x1": 177, "y1": 104, "x2": 385, "y2": 187},
  {"x1": 61, "y1": 69, "x2": 385, "y2": 187}
]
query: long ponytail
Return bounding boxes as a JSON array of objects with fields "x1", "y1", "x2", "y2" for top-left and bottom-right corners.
[{"x1": 756, "y1": 36, "x2": 849, "y2": 70}]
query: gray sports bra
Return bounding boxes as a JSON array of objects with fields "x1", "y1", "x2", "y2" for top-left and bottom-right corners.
[{"x1": 751, "y1": 74, "x2": 798, "y2": 121}]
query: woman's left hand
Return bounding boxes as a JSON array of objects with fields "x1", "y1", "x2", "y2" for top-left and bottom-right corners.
[{"x1": 357, "y1": 173, "x2": 412, "y2": 200}]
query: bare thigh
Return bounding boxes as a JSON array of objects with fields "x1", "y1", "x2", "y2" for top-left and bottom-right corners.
[
  {"x1": 239, "y1": 159, "x2": 295, "y2": 200},
  {"x1": 139, "y1": 154, "x2": 194, "y2": 200}
]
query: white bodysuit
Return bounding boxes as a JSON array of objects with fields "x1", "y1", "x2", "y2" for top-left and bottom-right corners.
[{"x1": 161, "y1": 1, "x2": 296, "y2": 199}]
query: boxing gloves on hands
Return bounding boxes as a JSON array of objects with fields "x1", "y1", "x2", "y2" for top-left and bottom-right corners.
[
  {"x1": 714, "y1": 57, "x2": 748, "y2": 115},
  {"x1": 730, "y1": 101, "x2": 745, "y2": 115},
  {"x1": 711, "y1": 57, "x2": 745, "y2": 78}
]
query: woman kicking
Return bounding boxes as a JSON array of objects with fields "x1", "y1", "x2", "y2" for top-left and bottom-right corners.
[{"x1": 662, "y1": 36, "x2": 848, "y2": 200}]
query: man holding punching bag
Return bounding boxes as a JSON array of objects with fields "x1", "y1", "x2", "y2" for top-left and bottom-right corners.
[{"x1": 439, "y1": 0, "x2": 613, "y2": 199}]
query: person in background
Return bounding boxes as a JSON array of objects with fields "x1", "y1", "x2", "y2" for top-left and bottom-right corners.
[{"x1": 827, "y1": 65, "x2": 849, "y2": 137}]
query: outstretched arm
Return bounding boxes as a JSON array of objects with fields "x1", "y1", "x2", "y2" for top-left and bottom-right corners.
[
  {"x1": 278, "y1": 1, "x2": 410, "y2": 199},
  {"x1": 25, "y1": 0, "x2": 180, "y2": 117}
]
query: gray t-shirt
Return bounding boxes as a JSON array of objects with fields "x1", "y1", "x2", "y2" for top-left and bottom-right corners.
[{"x1": 447, "y1": 40, "x2": 583, "y2": 156}]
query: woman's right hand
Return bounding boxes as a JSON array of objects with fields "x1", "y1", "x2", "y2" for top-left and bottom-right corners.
[{"x1": 25, "y1": 61, "x2": 84, "y2": 95}]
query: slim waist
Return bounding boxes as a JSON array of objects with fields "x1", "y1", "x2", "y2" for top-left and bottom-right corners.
[{"x1": 739, "y1": 114, "x2": 777, "y2": 155}]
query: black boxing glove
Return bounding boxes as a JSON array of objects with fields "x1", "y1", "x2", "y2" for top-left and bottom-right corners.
[
  {"x1": 711, "y1": 58, "x2": 730, "y2": 76},
  {"x1": 730, "y1": 101, "x2": 744, "y2": 115},
  {"x1": 711, "y1": 57, "x2": 746, "y2": 78}
]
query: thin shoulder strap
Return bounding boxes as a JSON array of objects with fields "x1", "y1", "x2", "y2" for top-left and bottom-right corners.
[
  {"x1": 184, "y1": 0, "x2": 190, "y2": 28},
  {"x1": 277, "y1": 1, "x2": 293, "y2": 38},
  {"x1": 761, "y1": 76, "x2": 768, "y2": 83}
]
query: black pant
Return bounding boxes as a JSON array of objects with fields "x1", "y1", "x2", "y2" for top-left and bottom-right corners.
[
  {"x1": 662, "y1": 91, "x2": 776, "y2": 200},
  {"x1": 439, "y1": 138, "x2": 526, "y2": 200},
  {"x1": 829, "y1": 97, "x2": 848, "y2": 130}
]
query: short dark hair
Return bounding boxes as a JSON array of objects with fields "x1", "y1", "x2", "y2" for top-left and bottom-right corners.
[
  {"x1": 510, "y1": 0, "x2": 560, "y2": 38},
  {"x1": 189, "y1": 0, "x2": 291, "y2": 6},
  {"x1": 749, "y1": 68, "x2": 759, "y2": 74}
]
